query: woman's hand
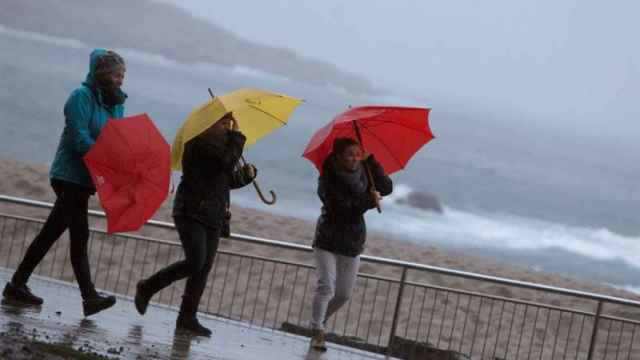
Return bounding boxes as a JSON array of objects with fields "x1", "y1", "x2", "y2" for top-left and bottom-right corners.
[
  {"x1": 243, "y1": 163, "x2": 257, "y2": 179},
  {"x1": 230, "y1": 117, "x2": 240, "y2": 132},
  {"x1": 371, "y1": 189, "x2": 382, "y2": 202}
]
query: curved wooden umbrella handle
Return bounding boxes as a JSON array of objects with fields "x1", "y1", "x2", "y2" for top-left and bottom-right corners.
[
  {"x1": 252, "y1": 181, "x2": 277, "y2": 205},
  {"x1": 208, "y1": 88, "x2": 276, "y2": 205}
]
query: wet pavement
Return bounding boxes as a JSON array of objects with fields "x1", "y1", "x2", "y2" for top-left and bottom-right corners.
[{"x1": 0, "y1": 268, "x2": 394, "y2": 359}]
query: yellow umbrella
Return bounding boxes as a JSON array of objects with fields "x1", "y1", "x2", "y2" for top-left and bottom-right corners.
[{"x1": 171, "y1": 88, "x2": 303, "y2": 203}]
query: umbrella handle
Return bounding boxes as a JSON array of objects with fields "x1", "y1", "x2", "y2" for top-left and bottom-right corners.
[
  {"x1": 208, "y1": 88, "x2": 276, "y2": 206},
  {"x1": 252, "y1": 181, "x2": 277, "y2": 205},
  {"x1": 240, "y1": 155, "x2": 277, "y2": 205},
  {"x1": 352, "y1": 121, "x2": 382, "y2": 213}
]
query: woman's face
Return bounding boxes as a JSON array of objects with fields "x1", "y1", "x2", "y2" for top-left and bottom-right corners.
[
  {"x1": 337, "y1": 145, "x2": 362, "y2": 172},
  {"x1": 203, "y1": 115, "x2": 234, "y2": 140},
  {"x1": 97, "y1": 68, "x2": 125, "y2": 90}
]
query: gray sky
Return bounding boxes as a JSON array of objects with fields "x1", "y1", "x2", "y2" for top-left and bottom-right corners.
[{"x1": 158, "y1": 0, "x2": 639, "y2": 140}]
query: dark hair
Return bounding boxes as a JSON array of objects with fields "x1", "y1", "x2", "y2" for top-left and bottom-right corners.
[{"x1": 332, "y1": 137, "x2": 359, "y2": 156}]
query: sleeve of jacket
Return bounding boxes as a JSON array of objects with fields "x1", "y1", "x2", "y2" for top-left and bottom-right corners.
[
  {"x1": 194, "y1": 131, "x2": 246, "y2": 170},
  {"x1": 64, "y1": 89, "x2": 95, "y2": 156},
  {"x1": 318, "y1": 175, "x2": 377, "y2": 216},
  {"x1": 366, "y1": 154, "x2": 393, "y2": 196}
]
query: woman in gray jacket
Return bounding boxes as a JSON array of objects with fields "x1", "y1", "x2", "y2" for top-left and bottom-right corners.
[{"x1": 310, "y1": 137, "x2": 392, "y2": 351}]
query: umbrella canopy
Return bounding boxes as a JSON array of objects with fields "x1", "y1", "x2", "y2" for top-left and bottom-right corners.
[
  {"x1": 84, "y1": 113, "x2": 170, "y2": 233},
  {"x1": 302, "y1": 106, "x2": 433, "y2": 175},
  {"x1": 171, "y1": 88, "x2": 303, "y2": 171}
]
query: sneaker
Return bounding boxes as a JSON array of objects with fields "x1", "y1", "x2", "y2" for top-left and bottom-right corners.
[
  {"x1": 176, "y1": 316, "x2": 212, "y2": 337},
  {"x1": 2, "y1": 282, "x2": 43, "y2": 306},
  {"x1": 310, "y1": 329, "x2": 327, "y2": 352},
  {"x1": 83, "y1": 293, "x2": 116, "y2": 317},
  {"x1": 134, "y1": 280, "x2": 151, "y2": 315}
]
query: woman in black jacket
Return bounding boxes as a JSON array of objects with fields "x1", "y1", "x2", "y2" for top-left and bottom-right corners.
[
  {"x1": 310, "y1": 137, "x2": 392, "y2": 350},
  {"x1": 134, "y1": 113, "x2": 256, "y2": 337}
]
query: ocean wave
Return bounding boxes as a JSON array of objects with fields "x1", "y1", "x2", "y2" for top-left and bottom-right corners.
[{"x1": 370, "y1": 202, "x2": 640, "y2": 269}]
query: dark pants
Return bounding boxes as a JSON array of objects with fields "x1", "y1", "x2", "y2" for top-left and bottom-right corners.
[
  {"x1": 143, "y1": 216, "x2": 220, "y2": 317},
  {"x1": 11, "y1": 180, "x2": 96, "y2": 299}
]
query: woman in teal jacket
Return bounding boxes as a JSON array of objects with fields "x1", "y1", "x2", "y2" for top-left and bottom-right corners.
[{"x1": 3, "y1": 49, "x2": 127, "y2": 317}]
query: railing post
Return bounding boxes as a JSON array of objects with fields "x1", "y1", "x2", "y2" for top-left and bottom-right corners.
[
  {"x1": 386, "y1": 266, "x2": 408, "y2": 356},
  {"x1": 586, "y1": 301, "x2": 603, "y2": 360}
]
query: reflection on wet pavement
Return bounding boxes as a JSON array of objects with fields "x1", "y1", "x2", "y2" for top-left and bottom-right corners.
[{"x1": 0, "y1": 269, "x2": 393, "y2": 359}]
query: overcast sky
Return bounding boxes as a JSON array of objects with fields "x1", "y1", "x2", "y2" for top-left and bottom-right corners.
[{"x1": 158, "y1": 0, "x2": 639, "y2": 140}]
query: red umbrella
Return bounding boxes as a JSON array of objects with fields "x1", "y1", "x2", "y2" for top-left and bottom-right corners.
[
  {"x1": 303, "y1": 106, "x2": 433, "y2": 213},
  {"x1": 302, "y1": 106, "x2": 433, "y2": 175},
  {"x1": 84, "y1": 113, "x2": 170, "y2": 233}
]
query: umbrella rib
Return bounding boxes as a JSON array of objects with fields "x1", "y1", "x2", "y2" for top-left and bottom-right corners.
[
  {"x1": 247, "y1": 104, "x2": 288, "y2": 126},
  {"x1": 361, "y1": 125, "x2": 406, "y2": 170},
  {"x1": 355, "y1": 119, "x2": 428, "y2": 134}
]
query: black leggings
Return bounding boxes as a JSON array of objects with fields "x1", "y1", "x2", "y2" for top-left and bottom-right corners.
[
  {"x1": 143, "y1": 216, "x2": 220, "y2": 309},
  {"x1": 12, "y1": 180, "x2": 96, "y2": 299}
]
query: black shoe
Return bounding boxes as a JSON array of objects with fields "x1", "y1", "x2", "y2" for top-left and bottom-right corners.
[
  {"x1": 134, "y1": 280, "x2": 151, "y2": 315},
  {"x1": 83, "y1": 293, "x2": 116, "y2": 317},
  {"x1": 2, "y1": 282, "x2": 43, "y2": 306},
  {"x1": 176, "y1": 316, "x2": 212, "y2": 337}
]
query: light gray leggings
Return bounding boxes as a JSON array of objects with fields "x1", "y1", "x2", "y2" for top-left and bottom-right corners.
[{"x1": 310, "y1": 248, "x2": 360, "y2": 331}]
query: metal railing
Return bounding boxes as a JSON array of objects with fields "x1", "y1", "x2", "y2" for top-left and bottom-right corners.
[{"x1": 1, "y1": 194, "x2": 639, "y2": 359}]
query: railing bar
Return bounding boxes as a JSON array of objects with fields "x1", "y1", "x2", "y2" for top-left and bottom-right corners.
[
  {"x1": 604, "y1": 318, "x2": 614, "y2": 359},
  {"x1": 343, "y1": 277, "x2": 356, "y2": 336},
  {"x1": 6, "y1": 219, "x2": 19, "y2": 268},
  {"x1": 103, "y1": 235, "x2": 117, "y2": 290},
  {"x1": 230, "y1": 257, "x2": 244, "y2": 319},
  {"x1": 95, "y1": 232, "x2": 108, "y2": 286},
  {"x1": 273, "y1": 263, "x2": 288, "y2": 327},
  {"x1": 139, "y1": 238, "x2": 151, "y2": 279},
  {"x1": 18, "y1": 221, "x2": 29, "y2": 267},
  {"x1": 365, "y1": 279, "x2": 381, "y2": 342},
  {"x1": 205, "y1": 249, "x2": 223, "y2": 312},
  {"x1": 564, "y1": 312, "x2": 576, "y2": 360},
  {"x1": 377, "y1": 280, "x2": 393, "y2": 347},
  {"x1": 449, "y1": 292, "x2": 462, "y2": 353},
  {"x1": 481, "y1": 298, "x2": 497, "y2": 358},
  {"x1": 218, "y1": 255, "x2": 232, "y2": 315},
  {"x1": 459, "y1": 294, "x2": 472, "y2": 354},
  {"x1": 436, "y1": 290, "x2": 451, "y2": 349},
  {"x1": 0, "y1": 217, "x2": 8, "y2": 262},
  {"x1": 615, "y1": 321, "x2": 624, "y2": 360},
  {"x1": 425, "y1": 289, "x2": 440, "y2": 346},
  {"x1": 285, "y1": 266, "x2": 300, "y2": 324},
  {"x1": 241, "y1": 258, "x2": 256, "y2": 322},
  {"x1": 403, "y1": 284, "x2": 417, "y2": 338},
  {"x1": 113, "y1": 236, "x2": 127, "y2": 295},
  {"x1": 414, "y1": 287, "x2": 429, "y2": 344},
  {"x1": 126, "y1": 236, "x2": 140, "y2": 295},
  {"x1": 48, "y1": 226, "x2": 61, "y2": 277},
  {"x1": 355, "y1": 277, "x2": 369, "y2": 338},
  {"x1": 527, "y1": 307, "x2": 541, "y2": 360},
  {"x1": 516, "y1": 305, "x2": 529, "y2": 359},
  {"x1": 492, "y1": 300, "x2": 506, "y2": 359},
  {"x1": 551, "y1": 311, "x2": 564, "y2": 358},
  {"x1": 626, "y1": 325, "x2": 636, "y2": 360},
  {"x1": 539, "y1": 308, "x2": 552, "y2": 360},
  {"x1": 250, "y1": 261, "x2": 266, "y2": 325},
  {"x1": 575, "y1": 315, "x2": 586, "y2": 360},
  {"x1": 469, "y1": 297, "x2": 484, "y2": 355},
  {"x1": 261, "y1": 261, "x2": 277, "y2": 328},
  {"x1": 297, "y1": 269, "x2": 311, "y2": 327}
]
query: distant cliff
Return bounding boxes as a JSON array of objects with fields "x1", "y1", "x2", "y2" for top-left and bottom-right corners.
[{"x1": 0, "y1": 0, "x2": 377, "y2": 94}]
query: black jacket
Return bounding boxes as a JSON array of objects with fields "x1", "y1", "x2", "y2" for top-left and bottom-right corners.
[
  {"x1": 313, "y1": 154, "x2": 393, "y2": 257},
  {"x1": 172, "y1": 131, "x2": 255, "y2": 236}
]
